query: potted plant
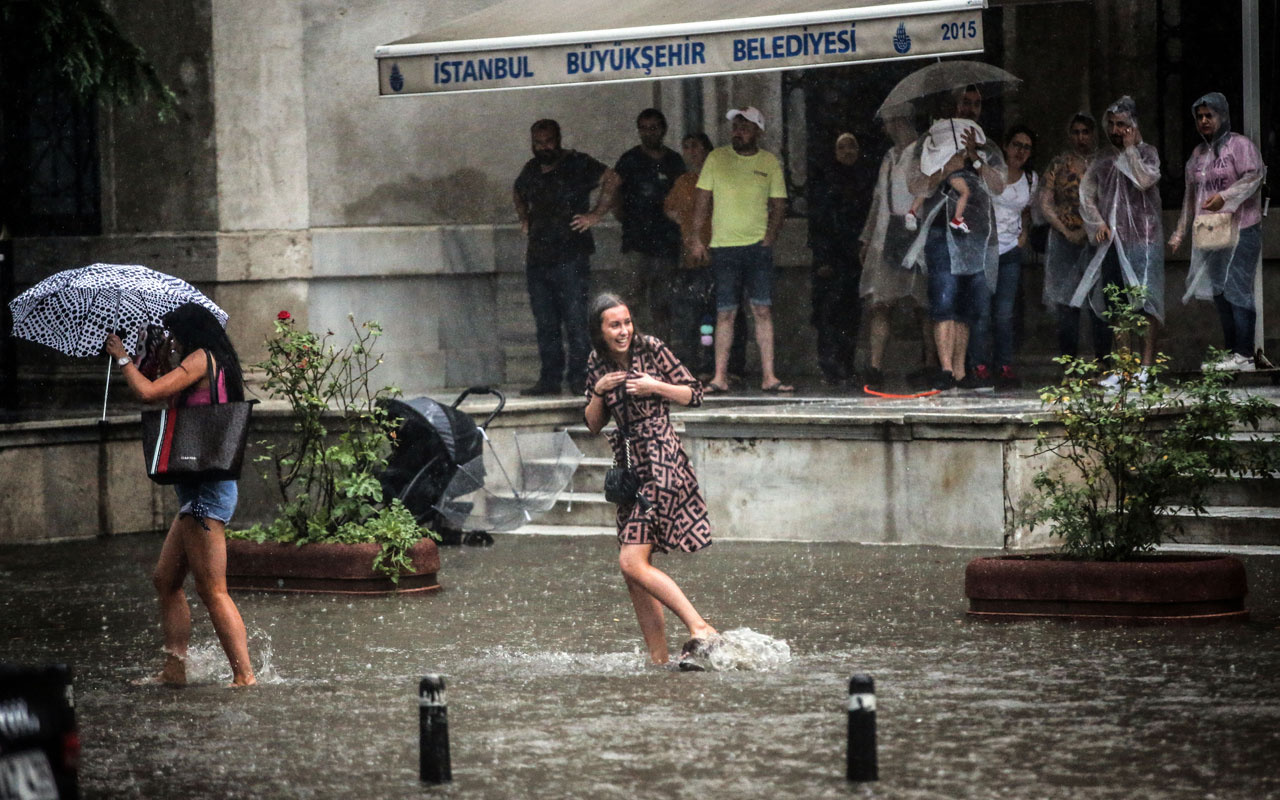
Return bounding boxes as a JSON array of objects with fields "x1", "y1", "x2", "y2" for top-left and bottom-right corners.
[
  {"x1": 966, "y1": 286, "x2": 1278, "y2": 621},
  {"x1": 226, "y1": 311, "x2": 441, "y2": 594}
]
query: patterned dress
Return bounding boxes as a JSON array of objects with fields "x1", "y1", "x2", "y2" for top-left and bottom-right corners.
[{"x1": 584, "y1": 335, "x2": 713, "y2": 554}]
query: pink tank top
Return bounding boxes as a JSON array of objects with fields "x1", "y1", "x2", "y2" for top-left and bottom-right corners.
[{"x1": 181, "y1": 362, "x2": 228, "y2": 407}]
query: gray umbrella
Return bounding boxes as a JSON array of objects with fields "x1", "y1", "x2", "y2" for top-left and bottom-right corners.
[{"x1": 875, "y1": 60, "x2": 1021, "y2": 119}]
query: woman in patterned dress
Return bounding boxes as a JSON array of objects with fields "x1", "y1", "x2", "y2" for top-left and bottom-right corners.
[{"x1": 584, "y1": 293, "x2": 717, "y2": 666}]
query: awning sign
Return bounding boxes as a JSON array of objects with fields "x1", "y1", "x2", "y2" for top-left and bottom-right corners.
[{"x1": 377, "y1": 9, "x2": 983, "y2": 96}]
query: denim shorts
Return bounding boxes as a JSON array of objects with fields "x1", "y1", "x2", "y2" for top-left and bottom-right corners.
[
  {"x1": 712, "y1": 243, "x2": 774, "y2": 312},
  {"x1": 174, "y1": 480, "x2": 238, "y2": 525}
]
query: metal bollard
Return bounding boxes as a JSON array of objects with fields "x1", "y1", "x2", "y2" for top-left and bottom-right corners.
[
  {"x1": 419, "y1": 675, "x2": 451, "y2": 784},
  {"x1": 846, "y1": 673, "x2": 878, "y2": 782}
]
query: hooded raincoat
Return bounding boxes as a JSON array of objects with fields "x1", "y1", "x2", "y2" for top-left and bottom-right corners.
[
  {"x1": 859, "y1": 139, "x2": 928, "y2": 305},
  {"x1": 1073, "y1": 97, "x2": 1165, "y2": 322},
  {"x1": 1039, "y1": 115, "x2": 1096, "y2": 308},
  {"x1": 1174, "y1": 92, "x2": 1266, "y2": 309}
]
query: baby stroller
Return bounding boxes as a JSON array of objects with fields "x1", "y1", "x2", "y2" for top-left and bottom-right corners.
[{"x1": 379, "y1": 387, "x2": 503, "y2": 546}]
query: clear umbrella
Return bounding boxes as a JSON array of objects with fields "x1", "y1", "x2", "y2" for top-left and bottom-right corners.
[
  {"x1": 874, "y1": 59, "x2": 1021, "y2": 119},
  {"x1": 436, "y1": 430, "x2": 582, "y2": 532}
]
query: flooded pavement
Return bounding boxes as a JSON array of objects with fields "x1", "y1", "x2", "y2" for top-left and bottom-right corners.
[{"x1": 1, "y1": 533, "x2": 1278, "y2": 799}]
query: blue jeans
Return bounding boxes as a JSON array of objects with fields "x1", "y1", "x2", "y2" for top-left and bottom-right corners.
[
  {"x1": 175, "y1": 480, "x2": 238, "y2": 525},
  {"x1": 925, "y1": 228, "x2": 982, "y2": 325},
  {"x1": 526, "y1": 253, "x2": 591, "y2": 389},
  {"x1": 969, "y1": 248, "x2": 1022, "y2": 368},
  {"x1": 712, "y1": 243, "x2": 775, "y2": 312}
]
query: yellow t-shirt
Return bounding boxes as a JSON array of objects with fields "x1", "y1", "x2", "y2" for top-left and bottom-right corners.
[{"x1": 695, "y1": 146, "x2": 787, "y2": 248}]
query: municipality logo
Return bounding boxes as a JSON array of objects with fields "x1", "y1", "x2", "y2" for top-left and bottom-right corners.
[
  {"x1": 893, "y1": 23, "x2": 911, "y2": 54},
  {"x1": 389, "y1": 63, "x2": 405, "y2": 92}
]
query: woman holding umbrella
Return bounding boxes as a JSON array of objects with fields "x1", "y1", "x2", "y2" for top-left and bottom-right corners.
[
  {"x1": 104, "y1": 303, "x2": 255, "y2": 687},
  {"x1": 583, "y1": 293, "x2": 717, "y2": 668}
]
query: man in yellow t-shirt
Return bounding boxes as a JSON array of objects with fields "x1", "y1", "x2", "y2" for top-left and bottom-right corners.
[{"x1": 689, "y1": 107, "x2": 792, "y2": 393}]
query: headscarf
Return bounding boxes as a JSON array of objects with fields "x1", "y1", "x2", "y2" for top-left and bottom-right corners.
[{"x1": 1191, "y1": 91, "x2": 1232, "y2": 158}]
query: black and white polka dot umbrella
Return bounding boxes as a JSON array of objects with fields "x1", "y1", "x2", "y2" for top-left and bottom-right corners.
[{"x1": 9, "y1": 263, "x2": 227, "y2": 358}]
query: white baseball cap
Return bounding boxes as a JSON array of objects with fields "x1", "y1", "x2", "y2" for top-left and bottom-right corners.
[{"x1": 726, "y1": 106, "x2": 765, "y2": 133}]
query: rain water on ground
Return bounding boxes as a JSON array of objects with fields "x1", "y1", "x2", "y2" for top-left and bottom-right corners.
[{"x1": 1, "y1": 533, "x2": 1278, "y2": 799}]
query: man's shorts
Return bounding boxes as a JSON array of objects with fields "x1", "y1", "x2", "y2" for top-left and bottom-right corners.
[{"x1": 711, "y1": 242, "x2": 774, "y2": 312}]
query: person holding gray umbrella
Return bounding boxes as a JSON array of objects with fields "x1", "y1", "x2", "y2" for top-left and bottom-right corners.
[{"x1": 105, "y1": 303, "x2": 255, "y2": 687}]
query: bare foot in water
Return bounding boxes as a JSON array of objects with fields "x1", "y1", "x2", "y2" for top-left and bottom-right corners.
[
  {"x1": 159, "y1": 654, "x2": 187, "y2": 686},
  {"x1": 230, "y1": 675, "x2": 257, "y2": 688}
]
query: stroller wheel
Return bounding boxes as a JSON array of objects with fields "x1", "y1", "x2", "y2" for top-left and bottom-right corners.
[{"x1": 463, "y1": 531, "x2": 495, "y2": 547}]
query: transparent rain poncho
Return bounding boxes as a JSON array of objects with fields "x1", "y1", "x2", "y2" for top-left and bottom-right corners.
[
  {"x1": 1038, "y1": 113, "x2": 1097, "y2": 308},
  {"x1": 904, "y1": 132, "x2": 1005, "y2": 289},
  {"x1": 1072, "y1": 97, "x2": 1165, "y2": 322},
  {"x1": 1174, "y1": 92, "x2": 1267, "y2": 309},
  {"x1": 858, "y1": 118, "x2": 928, "y2": 306}
]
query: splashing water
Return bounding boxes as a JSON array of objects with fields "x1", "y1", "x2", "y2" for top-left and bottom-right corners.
[{"x1": 702, "y1": 628, "x2": 791, "y2": 672}]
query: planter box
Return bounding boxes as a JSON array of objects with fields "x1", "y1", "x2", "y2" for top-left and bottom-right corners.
[
  {"x1": 226, "y1": 538, "x2": 441, "y2": 595},
  {"x1": 964, "y1": 554, "x2": 1248, "y2": 621}
]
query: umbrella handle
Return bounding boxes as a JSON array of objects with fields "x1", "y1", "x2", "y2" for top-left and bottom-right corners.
[{"x1": 102, "y1": 356, "x2": 112, "y2": 421}]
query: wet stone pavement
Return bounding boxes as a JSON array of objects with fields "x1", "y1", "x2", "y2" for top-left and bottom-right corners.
[{"x1": 1, "y1": 533, "x2": 1278, "y2": 799}]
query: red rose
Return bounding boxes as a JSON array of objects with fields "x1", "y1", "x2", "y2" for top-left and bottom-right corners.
[{"x1": 277, "y1": 310, "x2": 291, "y2": 320}]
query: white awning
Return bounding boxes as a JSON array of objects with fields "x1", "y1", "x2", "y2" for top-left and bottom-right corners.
[{"x1": 376, "y1": 0, "x2": 986, "y2": 96}]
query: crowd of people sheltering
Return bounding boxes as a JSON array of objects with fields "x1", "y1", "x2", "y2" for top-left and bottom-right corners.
[{"x1": 513, "y1": 87, "x2": 1267, "y2": 396}]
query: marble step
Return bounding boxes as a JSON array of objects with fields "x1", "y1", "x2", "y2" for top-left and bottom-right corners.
[{"x1": 1163, "y1": 506, "x2": 1280, "y2": 547}]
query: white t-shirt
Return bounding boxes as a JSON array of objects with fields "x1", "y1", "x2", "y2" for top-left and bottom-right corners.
[{"x1": 993, "y1": 170, "x2": 1038, "y2": 254}]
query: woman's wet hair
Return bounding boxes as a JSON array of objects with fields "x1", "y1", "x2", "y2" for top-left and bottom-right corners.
[
  {"x1": 682, "y1": 132, "x2": 714, "y2": 153},
  {"x1": 589, "y1": 292, "x2": 647, "y2": 361},
  {"x1": 161, "y1": 302, "x2": 245, "y2": 401},
  {"x1": 1003, "y1": 124, "x2": 1038, "y2": 170}
]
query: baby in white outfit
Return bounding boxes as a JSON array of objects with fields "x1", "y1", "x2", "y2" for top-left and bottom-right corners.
[{"x1": 905, "y1": 117, "x2": 986, "y2": 234}]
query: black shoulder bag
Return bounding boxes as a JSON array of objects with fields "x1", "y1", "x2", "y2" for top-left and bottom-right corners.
[
  {"x1": 602, "y1": 391, "x2": 651, "y2": 512},
  {"x1": 140, "y1": 350, "x2": 254, "y2": 485}
]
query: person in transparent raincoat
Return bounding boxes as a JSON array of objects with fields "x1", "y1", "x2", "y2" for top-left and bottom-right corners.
[
  {"x1": 1039, "y1": 112, "x2": 1111, "y2": 360},
  {"x1": 1074, "y1": 96, "x2": 1164, "y2": 374},
  {"x1": 857, "y1": 111, "x2": 934, "y2": 390},
  {"x1": 906, "y1": 85, "x2": 1005, "y2": 391},
  {"x1": 1168, "y1": 92, "x2": 1267, "y2": 371}
]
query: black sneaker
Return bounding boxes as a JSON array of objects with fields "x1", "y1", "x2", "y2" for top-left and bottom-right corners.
[
  {"x1": 863, "y1": 367, "x2": 885, "y2": 392},
  {"x1": 931, "y1": 370, "x2": 957, "y2": 391},
  {"x1": 521, "y1": 382, "x2": 561, "y2": 396},
  {"x1": 957, "y1": 364, "x2": 994, "y2": 390}
]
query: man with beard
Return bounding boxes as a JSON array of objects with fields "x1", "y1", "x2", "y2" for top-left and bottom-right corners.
[
  {"x1": 612, "y1": 108, "x2": 686, "y2": 343},
  {"x1": 1075, "y1": 96, "x2": 1164, "y2": 384},
  {"x1": 513, "y1": 118, "x2": 617, "y2": 395},
  {"x1": 689, "y1": 106, "x2": 793, "y2": 394}
]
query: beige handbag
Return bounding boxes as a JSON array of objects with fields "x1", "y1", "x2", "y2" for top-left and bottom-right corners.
[{"x1": 1192, "y1": 212, "x2": 1237, "y2": 250}]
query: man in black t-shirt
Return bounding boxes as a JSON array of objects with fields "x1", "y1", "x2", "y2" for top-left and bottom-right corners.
[
  {"x1": 612, "y1": 108, "x2": 686, "y2": 343},
  {"x1": 513, "y1": 119, "x2": 616, "y2": 395}
]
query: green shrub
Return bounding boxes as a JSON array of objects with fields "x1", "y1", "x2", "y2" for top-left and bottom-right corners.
[
  {"x1": 229, "y1": 312, "x2": 437, "y2": 581},
  {"x1": 1030, "y1": 285, "x2": 1277, "y2": 561}
]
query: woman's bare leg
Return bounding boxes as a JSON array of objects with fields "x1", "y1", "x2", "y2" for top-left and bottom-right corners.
[
  {"x1": 153, "y1": 519, "x2": 192, "y2": 685},
  {"x1": 624, "y1": 574, "x2": 669, "y2": 664},
  {"x1": 619, "y1": 544, "x2": 716, "y2": 645},
  {"x1": 179, "y1": 516, "x2": 255, "y2": 686}
]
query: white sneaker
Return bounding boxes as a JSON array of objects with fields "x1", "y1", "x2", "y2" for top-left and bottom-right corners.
[
  {"x1": 1099, "y1": 373, "x2": 1121, "y2": 392},
  {"x1": 903, "y1": 211, "x2": 918, "y2": 232},
  {"x1": 1229, "y1": 353, "x2": 1257, "y2": 372}
]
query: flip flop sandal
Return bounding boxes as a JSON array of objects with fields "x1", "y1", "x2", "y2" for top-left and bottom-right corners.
[
  {"x1": 761, "y1": 382, "x2": 794, "y2": 393},
  {"x1": 704, "y1": 381, "x2": 730, "y2": 394}
]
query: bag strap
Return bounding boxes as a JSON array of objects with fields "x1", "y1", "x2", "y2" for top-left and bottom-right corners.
[
  {"x1": 202, "y1": 349, "x2": 221, "y2": 406},
  {"x1": 613, "y1": 375, "x2": 633, "y2": 470}
]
